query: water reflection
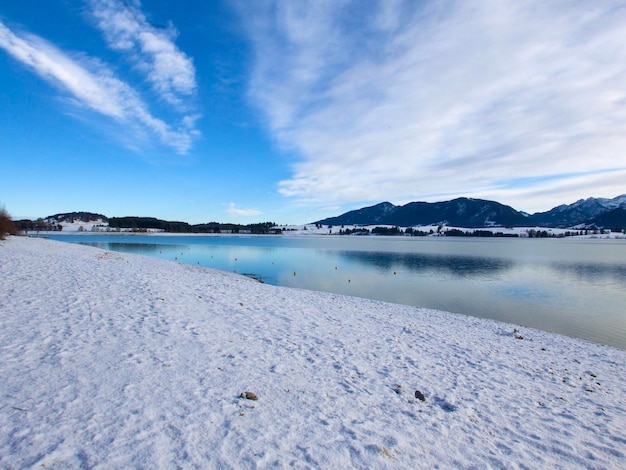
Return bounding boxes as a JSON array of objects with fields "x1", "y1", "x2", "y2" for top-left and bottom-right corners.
[
  {"x1": 336, "y1": 250, "x2": 514, "y2": 277},
  {"x1": 48, "y1": 235, "x2": 626, "y2": 350},
  {"x1": 549, "y1": 261, "x2": 626, "y2": 283},
  {"x1": 80, "y1": 242, "x2": 165, "y2": 255}
]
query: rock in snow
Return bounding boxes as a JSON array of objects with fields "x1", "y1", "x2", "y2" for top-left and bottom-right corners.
[
  {"x1": 241, "y1": 392, "x2": 259, "y2": 401},
  {"x1": 1, "y1": 236, "x2": 625, "y2": 468}
]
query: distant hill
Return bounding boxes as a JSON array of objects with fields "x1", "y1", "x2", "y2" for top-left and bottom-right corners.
[
  {"x1": 314, "y1": 195, "x2": 626, "y2": 228},
  {"x1": 529, "y1": 196, "x2": 626, "y2": 227},
  {"x1": 48, "y1": 212, "x2": 108, "y2": 223}
]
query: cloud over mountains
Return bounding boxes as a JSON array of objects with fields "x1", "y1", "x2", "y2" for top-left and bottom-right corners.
[{"x1": 238, "y1": 0, "x2": 626, "y2": 212}]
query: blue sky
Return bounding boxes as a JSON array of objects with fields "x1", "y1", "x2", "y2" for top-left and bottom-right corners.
[{"x1": 1, "y1": 1, "x2": 625, "y2": 224}]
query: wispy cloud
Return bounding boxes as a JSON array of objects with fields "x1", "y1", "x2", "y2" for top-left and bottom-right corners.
[
  {"x1": 88, "y1": 0, "x2": 196, "y2": 108},
  {"x1": 238, "y1": 0, "x2": 626, "y2": 212},
  {"x1": 227, "y1": 203, "x2": 261, "y2": 217},
  {"x1": 0, "y1": 20, "x2": 197, "y2": 154}
]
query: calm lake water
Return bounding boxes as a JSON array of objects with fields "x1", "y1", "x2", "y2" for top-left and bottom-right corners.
[{"x1": 49, "y1": 234, "x2": 626, "y2": 350}]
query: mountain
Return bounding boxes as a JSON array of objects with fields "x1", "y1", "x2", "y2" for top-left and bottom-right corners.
[
  {"x1": 314, "y1": 195, "x2": 626, "y2": 228},
  {"x1": 315, "y1": 202, "x2": 397, "y2": 226},
  {"x1": 35, "y1": 194, "x2": 626, "y2": 231},
  {"x1": 390, "y1": 198, "x2": 529, "y2": 227},
  {"x1": 529, "y1": 196, "x2": 626, "y2": 227},
  {"x1": 315, "y1": 198, "x2": 529, "y2": 228},
  {"x1": 586, "y1": 208, "x2": 626, "y2": 230}
]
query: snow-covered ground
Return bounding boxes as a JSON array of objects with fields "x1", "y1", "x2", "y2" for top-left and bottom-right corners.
[
  {"x1": 46, "y1": 220, "x2": 107, "y2": 232},
  {"x1": 43, "y1": 219, "x2": 163, "y2": 233},
  {"x1": 41, "y1": 219, "x2": 625, "y2": 238},
  {"x1": 1, "y1": 236, "x2": 625, "y2": 469},
  {"x1": 279, "y1": 224, "x2": 625, "y2": 238}
]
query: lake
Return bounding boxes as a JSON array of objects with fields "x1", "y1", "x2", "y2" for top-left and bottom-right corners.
[{"x1": 48, "y1": 234, "x2": 626, "y2": 350}]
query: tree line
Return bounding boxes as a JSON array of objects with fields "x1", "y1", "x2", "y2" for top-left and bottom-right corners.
[{"x1": 107, "y1": 217, "x2": 280, "y2": 234}]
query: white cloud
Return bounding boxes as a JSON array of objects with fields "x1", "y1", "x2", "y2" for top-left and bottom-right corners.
[
  {"x1": 88, "y1": 0, "x2": 196, "y2": 107},
  {"x1": 227, "y1": 203, "x2": 261, "y2": 217},
  {"x1": 238, "y1": 0, "x2": 626, "y2": 212},
  {"x1": 0, "y1": 21, "x2": 196, "y2": 154}
]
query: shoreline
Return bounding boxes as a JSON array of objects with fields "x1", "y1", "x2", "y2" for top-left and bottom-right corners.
[
  {"x1": 27, "y1": 220, "x2": 626, "y2": 240},
  {"x1": 1, "y1": 236, "x2": 625, "y2": 467},
  {"x1": 38, "y1": 232, "x2": 626, "y2": 350}
]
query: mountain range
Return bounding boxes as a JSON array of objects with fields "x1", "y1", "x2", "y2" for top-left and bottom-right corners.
[
  {"x1": 31, "y1": 195, "x2": 626, "y2": 230},
  {"x1": 314, "y1": 195, "x2": 626, "y2": 229}
]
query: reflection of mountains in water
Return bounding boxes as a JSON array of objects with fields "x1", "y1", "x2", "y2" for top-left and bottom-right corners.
[
  {"x1": 550, "y1": 262, "x2": 626, "y2": 282},
  {"x1": 336, "y1": 250, "x2": 514, "y2": 277},
  {"x1": 80, "y1": 242, "x2": 169, "y2": 254}
]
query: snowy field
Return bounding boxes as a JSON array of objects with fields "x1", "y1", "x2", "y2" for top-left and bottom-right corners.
[{"x1": 1, "y1": 236, "x2": 625, "y2": 469}]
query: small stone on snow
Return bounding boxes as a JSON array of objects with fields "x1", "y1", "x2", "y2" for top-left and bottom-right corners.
[{"x1": 241, "y1": 391, "x2": 258, "y2": 401}]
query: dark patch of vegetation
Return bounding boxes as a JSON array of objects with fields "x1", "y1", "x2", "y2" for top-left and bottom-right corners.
[
  {"x1": 371, "y1": 226, "x2": 403, "y2": 236},
  {"x1": 338, "y1": 227, "x2": 371, "y2": 235},
  {"x1": 404, "y1": 227, "x2": 434, "y2": 236},
  {"x1": 109, "y1": 217, "x2": 193, "y2": 232},
  {"x1": 336, "y1": 226, "x2": 434, "y2": 236},
  {"x1": 0, "y1": 207, "x2": 17, "y2": 239},
  {"x1": 525, "y1": 229, "x2": 597, "y2": 238},
  {"x1": 13, "y1": 218, "x2": 64, "y2": 233},
  {"x1": 444, "y1": 229, "x2": 519, "y2": 238},
  {"x1": 108, "y1": 217, "x2": 281, "y2": 234}
]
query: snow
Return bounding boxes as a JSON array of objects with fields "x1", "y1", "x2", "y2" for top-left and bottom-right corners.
[
  {"x1": 278, "y1": 224, "x2": 625, "y2": 238},
  {"x1": 1, "y1": 236, "x2": 625, "y2": 469},
  {"x1": 37, "y1": 220, "x2": 624, "y2": 238},
  {"x1": 48, "y1": 219, "x2": 106, "y2": 232},
  {"x1": 44, "y1": 219, "x2": 164, "y2": 233}
]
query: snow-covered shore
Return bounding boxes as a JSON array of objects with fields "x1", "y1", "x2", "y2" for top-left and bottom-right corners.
[
  {"x1": 43, "y1": 221, "x2": 626, "y2": 238},
  {"x1": 1, "y1": 237, "x2": 625, "y2": 469}
]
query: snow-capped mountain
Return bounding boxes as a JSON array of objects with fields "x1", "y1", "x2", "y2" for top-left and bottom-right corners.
[
  {"x1": 314, "y1": 195, "x2": 626, "y2": 228},
  {"x1": 530, "y1": 195, "x2": 626, "y2": 227},
  {"x1": 315, "y1": 198, "x2": 529, "y2": 228}
]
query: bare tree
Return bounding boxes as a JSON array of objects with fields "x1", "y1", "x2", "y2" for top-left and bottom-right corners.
[{"x1": 0, "y1": 206, "x2": 17, "y2": 239}]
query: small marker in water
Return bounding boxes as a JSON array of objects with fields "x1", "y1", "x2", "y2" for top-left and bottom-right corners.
[{"x1": 293, "y1": 271, "x2": 297, "y2": 276}]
